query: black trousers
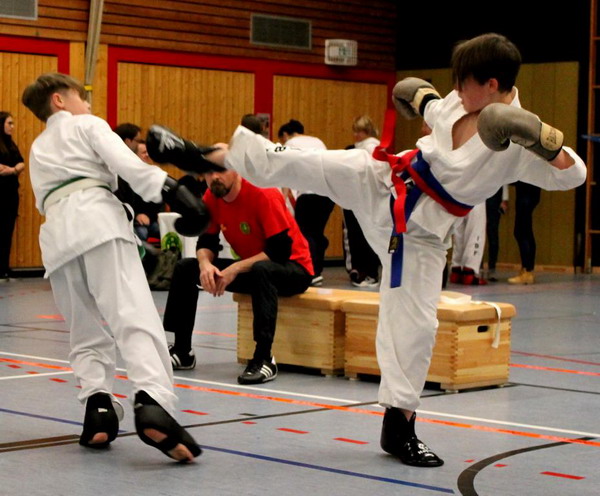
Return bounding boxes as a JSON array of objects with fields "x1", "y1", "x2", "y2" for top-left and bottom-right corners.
[
  {"x1": 163, "y1": 257, "x2": 312, "y2": 360},
  {"x1": 514, "y1": 182, "x2": 541, "y2": 271},
  {"x1": 343, "y1": 208, "x2": 380, "y2": 279},
  {"x1": 0, "y1": 186, "x2": 19, "y2": 277},
  {"x1": 485, "y1": 187, "x2": 504, "y2": 271},
  {"x1": 294, "y1": 193, "x2": 335, "y2": 277}
]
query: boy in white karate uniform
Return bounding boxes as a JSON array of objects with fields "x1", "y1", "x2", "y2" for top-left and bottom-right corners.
[
  {"x1": 148, "y1": 33, "x2": 586, "y2": 467},
  {"x1": 22, "y1": 72, "x2": 209, "y2": 462}
]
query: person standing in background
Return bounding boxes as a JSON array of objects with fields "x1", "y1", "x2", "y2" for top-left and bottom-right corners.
[
  {"x1": 278, "y1": 119, "x2": 333, "y2": 286},
  {"x1": 343, "y1": 115, "x2": 381, "y2": 287},
  {"x1": 508, "y1": 181, "x2": 540, "y2": 284},
  {"x1": 0, "y1": 112, "x2": 25, "y2": 282},
  {"x1": 485, "y1": 184, "x2": 508, "y2": 282}
]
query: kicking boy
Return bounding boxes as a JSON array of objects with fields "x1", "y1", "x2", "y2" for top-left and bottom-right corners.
[
  {"x1": 22, "y1": 72, "x2": 211, "y2": 462},
  {"x1": 147, "y1": 33, "x2": 586, "y2": 467}
]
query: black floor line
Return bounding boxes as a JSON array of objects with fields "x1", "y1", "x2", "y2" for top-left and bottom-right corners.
[
  {"x1": 0, "y1": 323, "x2": 68, "y2": 333},
  {"x1": 509, "y1": 381, "x2": 600, "y2": 396},
  {"x1": 194, "y1": 344, "x2": 237, "y2": 352},
  {"x1": 456, "y1": 437, "x2": 595, "y2": 496}
]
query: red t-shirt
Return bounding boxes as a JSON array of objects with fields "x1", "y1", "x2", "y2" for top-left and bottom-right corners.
[{"x1": 203, "y1": 178, "x2": 313, "y2": 275}]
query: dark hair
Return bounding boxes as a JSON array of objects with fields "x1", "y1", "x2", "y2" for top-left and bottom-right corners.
[
  {"x1": 451, "y1": 33, "x2": 521, "y2": 93},
  {"x1": 22, "y1": 72, "x2": 86, "y2": 122},
  {"x1": 0, "y1": 111, "x2": 14, "y2": 155},
  {"x1": 277, "y1": 119, "x2": 304, "y2": 138},
  {"x1": 0, "y1": 110, "x2": 17, "y2": 155},
  {"x1": 114, "y1": 123, "x2": 142, "y2": 141},
  {"x1": 240, "y1": 114, "x2": 263, "y2": 134}
]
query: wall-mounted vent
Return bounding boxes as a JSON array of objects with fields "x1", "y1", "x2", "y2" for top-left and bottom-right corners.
[
  {"x1": 251, "y1": 14, "x2": 311, "y2": 50},
  {"x1": 0, "y1": 0, "x2": 37, "y2": 20}
]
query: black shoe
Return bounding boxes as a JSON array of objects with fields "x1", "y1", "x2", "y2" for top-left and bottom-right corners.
[
  {"x1": 380, "y1": 408, "x2": 444, "y2": 467},
  {"x1": 237, "y1": 357, "x2": 278, "y2": 385},
  {"x1": 169, "y1": 345, "x2": 196, "y2": 370},
  {"x1": 79, "y1": 392, "x2": 122, "y2": 449}
]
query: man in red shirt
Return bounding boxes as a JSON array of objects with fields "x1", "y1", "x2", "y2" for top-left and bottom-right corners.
[{"x1": 163, "y1": 169, "x2": 313, "y2": 384}]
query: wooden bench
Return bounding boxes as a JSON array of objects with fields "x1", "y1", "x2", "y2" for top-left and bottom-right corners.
[
  {"x1": 342, "y1": 293, "x2": 516, "y2": 391},
  {"x1": 234, "y1": 288, "x2": 378, "y2": 376}
]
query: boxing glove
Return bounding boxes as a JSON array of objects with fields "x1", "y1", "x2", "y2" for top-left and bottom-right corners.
[
  {"x1": 161, "y1": 176, "x2": 210, "y2": 236},
  {"x1": 392, "y1": 77, "x2": 441, "y2": 119},
  {"x1": 147, "y1": 125, "x2": 225, "y2": 174},
  {"x1": 478, "y1": 103, "x2": 563, "y2": 161}
]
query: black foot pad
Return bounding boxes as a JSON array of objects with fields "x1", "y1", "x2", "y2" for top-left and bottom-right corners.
[
  {"x1": 79, "y1": 393, "x2": 119, "y2": 449},
  {"x1": 134, "y1": 391, "x2": 202, "y2": 460}
]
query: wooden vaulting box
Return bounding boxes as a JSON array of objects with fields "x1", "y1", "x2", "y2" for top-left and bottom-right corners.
[
  {"x1": 234, "y1": 288, "x2": 379, "y2": 375},
  {"x1": 342, "y1": 294, "x2": 516, "y2": 391}
]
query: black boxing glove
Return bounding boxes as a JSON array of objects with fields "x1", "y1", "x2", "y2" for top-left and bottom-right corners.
[
  {"x1": 161, "y1": 176, "x2": 210, "y2": 236},
  {"x1": 147, "y1": 125, "x2": 225, "y2": 174}
]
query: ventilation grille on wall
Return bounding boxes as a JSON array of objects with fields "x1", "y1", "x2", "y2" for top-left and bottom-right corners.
[
  {"x1": 251, "y1": 14, "x2": 311, "y2": 50},
  {"x1": 0, "y1": 0, "x2": 37, "y2": 20},
  {"x1": 325, "y1": 39, "x2": 358, "y2": 66}
]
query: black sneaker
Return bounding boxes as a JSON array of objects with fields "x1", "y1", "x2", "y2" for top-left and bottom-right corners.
[
  {"x1": 169, "y1": 345, "x2": 196, "y2": 370},
  {"x1": 237, "y1": 357, "x2": 278, "y2": 384}
]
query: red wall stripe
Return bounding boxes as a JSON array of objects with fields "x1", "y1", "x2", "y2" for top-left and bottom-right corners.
[{"x1": 0, "y1": 35, "x2": 70, "y2": 73}]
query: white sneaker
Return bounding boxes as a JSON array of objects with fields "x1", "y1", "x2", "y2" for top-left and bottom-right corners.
[{"x1": 352, "y1": 276, "x2": 379, "y2": 288}]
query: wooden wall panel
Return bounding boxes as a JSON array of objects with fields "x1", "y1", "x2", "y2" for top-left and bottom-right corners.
[
  {"x1": 395, "y1": 62, "x2": 581, "y2": 269},
  {"x1": 91, "y1": 44, "x2": 109, "y2": 121},
  {"x1": 117, "y1": 62, "x2": 254, "y2": 178},
  {"x1": 1, "y1": 52, "x2": 57, "y2": 268},
  {"x1": 0, "y1": 0, "x2": 89, "y2": 41},
  {"x1": 0, "y1": 1, "x2": 395, "y2": 69},
  {"x1": 273, "y1": 76, "x2": 389, "y2": 258},
  {"x1": 101, "y1": 0, "x2": 395, "y2": 70}
]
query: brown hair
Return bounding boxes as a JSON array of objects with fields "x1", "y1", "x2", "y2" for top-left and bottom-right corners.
[
  {"x1": 352, "y1": 115, "x2": 378, "y2": 138},
  {"x1": 22, "y1": 72, "x2": 86, "y2": 122},
  {"x1": 451, "y1": 33, "x2": 521, "y2": 93}
]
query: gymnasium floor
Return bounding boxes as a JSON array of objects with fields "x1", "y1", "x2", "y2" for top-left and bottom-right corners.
[{"x1": 1, "y1": 267, "x2": 599, "y2": 496}]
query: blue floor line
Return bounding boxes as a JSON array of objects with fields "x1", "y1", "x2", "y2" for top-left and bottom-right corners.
[
  {"x1": 202, "y1": 444, "x2": 455, "y2": 494},
  {"x1": 0, "y1": 407, "x2": 126, "y2": 432}
]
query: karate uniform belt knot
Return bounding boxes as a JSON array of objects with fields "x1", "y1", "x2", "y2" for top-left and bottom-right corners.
[{"x1": 372, "y1": 147, "x2": 474, "y2": 287}]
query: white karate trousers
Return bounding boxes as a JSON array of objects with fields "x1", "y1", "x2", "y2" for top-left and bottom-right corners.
[
  {"x1": 450, "y1": 202, "x2": 487, "y2": 273},
  {"x1": 49, "y1": 239, "x2": 177, "y2": 414},
  {"x1": 375, "y1": 225, "x2": 447, "y2": 412}
]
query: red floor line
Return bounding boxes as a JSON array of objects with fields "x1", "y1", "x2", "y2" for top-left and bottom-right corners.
[
  {"x1": 192, "y1": 330, "x2": 237, "y2": 338},
  {"x1": 541, "y1": 471, "x2": 585, "y2": 480},
  {"x1": 0, "y1": 357, "x2": 71, "y2": 371},
  {"x1": 278, "y1": 428, "x2": 308, "y2": 434},
  {"x1": 512, "y1": 350, "x2": 600, "y2": 367},
  {"x1": 182, "y1": 409, "x2": 209, "y2": 415},
  {"x1": 334, "y1": 437, "x2": 369, "y2": 444},
  {"x1": 418, "y1": 418, "x2": 600, "y2": 448},
  {"x1": 36, "y1": 314, "x2": 64, "y2": 320},
  {"x1": 510, "y1": 363, "x2": 600, "y2": 377}
]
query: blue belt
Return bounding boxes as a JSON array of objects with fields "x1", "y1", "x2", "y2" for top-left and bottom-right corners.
[{"x1": 389, "y1": 154, "x2": 473, "y2": 288}]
